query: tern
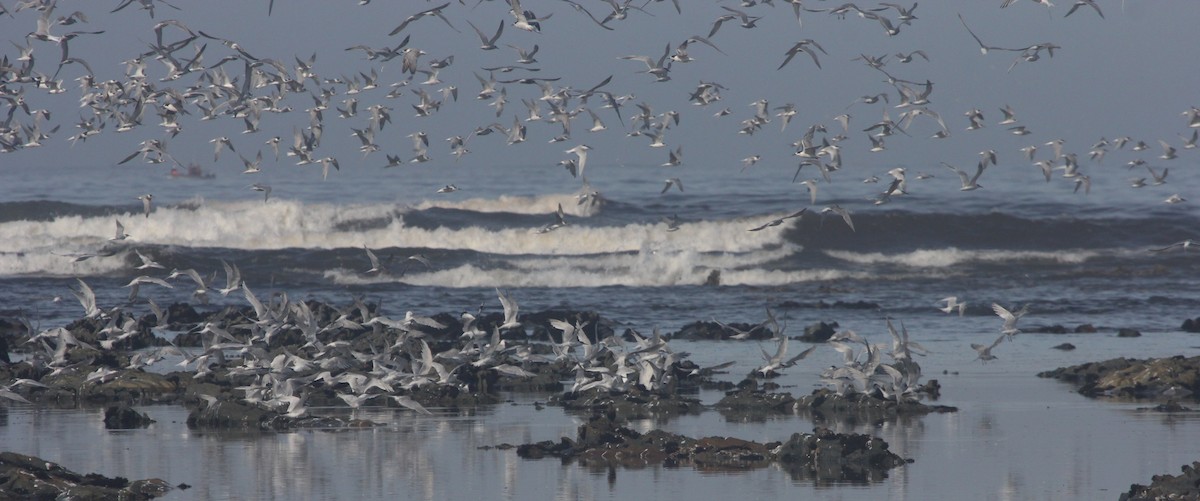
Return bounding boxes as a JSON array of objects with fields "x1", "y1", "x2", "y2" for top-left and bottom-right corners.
[
  {"x1": 992, "y1": 303, "x2": 1028, "y2": 338},
  {"x1": 942, "y1": 161, "x2": 986, "y2": 191},
  {"x1": 971, "y1": 333, "x2": 1005, "y2": 362},
  {"x1": 496, "y1": 288, "x2": 522, "y2": 331},
  {"x1": 938, "y1": 296, "x2": 966, "y2": 316},
  {"x1": 110, "y1": 219, "x2": 130, "y2": 241},
  {"x1": 1150, "y1": 240, "x2": 1195, "y2": 253},
  {"x1": 363, "y1": 245, "x2": 388, "y2": 275},
  {"x1": 777, "y1": 39, "x2": 826, "y2": 70},
  {"x1": 466, "y1": 19, "x2": 504, "y2": 51},
  {"x1": 564, "y1": 144, "x2": 590, "y2": 178},
  {"x1": 136, "y1": 194, "x2": 153, "y2": 217},
  {"x1": 819, "y1": 205, "x2": 855, "y2": 232},
  {"x1": 748, "y1": 208, "x2": 806, "y2": 232}
]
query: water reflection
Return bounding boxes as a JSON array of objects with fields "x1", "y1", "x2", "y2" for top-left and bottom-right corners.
[{"x1": 3, "y1": 336, "x2": 1200, "y2": 499}]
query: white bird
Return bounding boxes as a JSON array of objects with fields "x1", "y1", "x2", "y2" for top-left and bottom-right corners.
[
  {"x1": 1150, "y1": 240, "x2": 1195, "y2": 253},
  {"x1": 799, "y1": 179, "x2": 818, "y2": 204},
  {"x1": 992, "y1": 303, "x2": 1028, "y2": 338},
  {"x1": 391, "y1": 394, "x2": 433, "y2": 415},
  {"x1": 819, "y1": 205, "x2": 855, "y2": 232},
  {"x1": 971, "y1": 333, "x2": 1005, "y2": 362},
  {"x1": 110, "y1": 219, "x2": 130, "y2": 241},
  {"x1": 71, "y1": 278, "x2": 104, "y2": 319},
  {"x1": 942, "y1": 161, "x2": 986, "y2": 191},
  {"x1": 938, "y1": 296, "x2": 966, "y2": 316},
  {"x1": 661, "y1": 178, "x2": 683, "y2": 194},
  {"x1": 363, "y1": 245, "x2": 387, "y2": 275},
  {"x1": 496, "y1": 288, "x2": 522, "y2": 332},
  {"x1": 564, "y1": 144, "x2": 590, "y2": 178},
  {"x1": 134, "y1": 249, "x2": 164, "y2": 270},
  {"x1": 136, "y1": 194, "x2": 153, "y2": 218},
  {"x1": 748, "y1": 208, "x2": 806, "y2": 232}
]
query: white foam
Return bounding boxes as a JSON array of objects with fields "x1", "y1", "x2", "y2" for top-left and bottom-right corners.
[
  {"x1": 824, "y1": 247, "x2": 1099, "y2": 267},
  {"x1": 0, "y1": 199, "x2": 791, "y2": 257},
  {"x1": 411, "y1": 193, "x2": 600, "y2": 217},
  {"x1": 323, "y1": 241, "x2": 847, "y2": 288}
]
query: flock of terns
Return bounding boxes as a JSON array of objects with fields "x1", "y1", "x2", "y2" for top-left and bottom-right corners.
[
  {"x1": 0, "y1": 1, "x2": 1197, "y2": 411},
  {"x1": 2, "y1": 266, "x2": 1037, "y2": 413}
]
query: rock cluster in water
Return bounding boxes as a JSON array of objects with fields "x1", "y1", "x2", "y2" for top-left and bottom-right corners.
[
  {"x1": 1038, "y1": 355, "x2": 1200, "y2": 400},
  {"x1": 514, "y1": 414, "x2": 909, "y2": 483},
  {"x1": 1120, "y1": 461, "x2": 1200, "y2": 501},
  {"x1": 0, "y1": 451, "x2": 171, "y2": 500}
]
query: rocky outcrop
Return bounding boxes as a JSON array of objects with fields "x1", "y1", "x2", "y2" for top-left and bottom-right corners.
[
  {"x1": 1038, "y1": 355, "x2": 1200, "y2": 400},
  {"x1": 1121, "y1": 461, "x2": 1200, "y2": 500},
  {"x1": 0, "y1": 451, "x2": 171, "y2": 500},
  {"x1": 103, "y1": 405, "x2": 155, "y2": 429},
  {"x1": 514, "y1": 414, "x2": 909, "y2": 482}
]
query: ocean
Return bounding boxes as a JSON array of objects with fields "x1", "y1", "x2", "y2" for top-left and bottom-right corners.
[{"x1": 2, "y1": 1, "x2": 1199, "y2": 499}]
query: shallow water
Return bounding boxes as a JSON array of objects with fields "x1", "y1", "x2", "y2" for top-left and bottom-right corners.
[{"x1": 4, "y1": 328, "x2": 1199, "y2": 500}]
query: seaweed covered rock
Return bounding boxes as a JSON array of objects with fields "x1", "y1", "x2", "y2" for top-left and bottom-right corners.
[
  {"x1": 776, "y1": 427, "x2": 910, "y2": 484},
  {"x1": 515, "y1": 415, "x2": 909, "y2": 482},
  {"x1": 103, "y1": 405, "x2": 155, "y2": 429},
  {"x1": 551, "y1": 385, "x2": 704, "y2": 420},
  {"x1": 0, "y1": 451, "x2": 171, "y2": 500},
  {"x1": 1120, "y1": 460, "x2": 1200, "y2": 500},
  {"x1": 795, "y1": 388, "x2": 957, "y2": 426},
  {"x1": 715, "y1": 380, "x2": 797, "y2": 421},
  {"x1": 1038, "y1": 355, "x2": 1200, "y2": 399},
  {"x1": 797, "y1": 321, "x2": 838, "y2": 342}
]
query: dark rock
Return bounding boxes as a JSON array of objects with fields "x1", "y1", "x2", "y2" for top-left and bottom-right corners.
[
  {"x1": 1137, "y1": 401, "x2": 1193, "y2": 413},
  {"x1": 798, "y1": 321, "x2": 838, "y2": 342},
  {"x1": 1052, "y1": 343, "x2": 1076, "y2": 351},
  {"x1": 1117, "y1": 328, "x2": 1142, "y2": 338},
  {"x1": 0, "y1": 334, "x2": 9, "y2": 364},
  {"x1": 104, "y1": 405, "x2": 155, "y2": 429},
  {"x1": 1121, "y1": 461, "x2": 1200, "y2": 501},
  {"x1": 776, "y1": 427, "x2": 909, "y2": 484},
  {"x1": 673, "y1": 320, "x2": 771, "y2": 341},
  {"x1": 715, "y1": 382, "x2": 797, "y2": 422},
  {"x1": 550, "y1": 386, "x2": 704, "y2": 420},
  {"x1": 1182, "y1": 317, "x2": 1200, "y2": 333},
  {"x1": 515, "y1": 415, "x2": 907, "y2": 483},
  {"x1": 795, "y1": 389, "x2": 957, "y2": 426},
  {"x1": 704, "y1": 269, "x2": 721, "y2": 286},
  {"x1": 0, "y1": 451, "x2": 170, "y2": 500},
  {"x1": 1074, "y1": 324, "x2": 1097, "y2": 333},
  {"x1": 1039, "y1": 355, "x2": 1200, "y2": 400}
]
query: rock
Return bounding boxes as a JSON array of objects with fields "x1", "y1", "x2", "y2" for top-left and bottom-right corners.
[
  {"x1": 1074, "y1": 324, "x2": 1097, "y2": 333},
  {"x1": 1052, "y1": 343, "x2": 1076, "y2": 351},
  {"x1": 104, "y1": 405, "x2": 155, "y2": 429},
  {"x1": 186, "y1": 399, "x2": 281, "y2": 429},
  {"x1": 798, "y1": 321, "x2": 838, "y2": 342},
  {"x1": 794, "y1": 388, "x2": 957, "y2": 426},
  {"x1": 550, "y1": 385, "x2": 704, "y2": 420},
  {"x1": 0, "y1": 334, "x2": 9, "y2": 364},
  {"x1": 1116, "y1": 328, "x2": 1142, "y2": 338},
  {"x1": 0, "y1": 451, "x2": 171, "y2": 500},
  {"x1": 776, "y1": 427, "x2": 910, "y2": 483},
  {"x1": 1039, "y1": 355, "x2": 1200, "y2": 399},
  {"x1": 1182, "y1": 317, "x2": 1200, "y2": 333},
  {"x1": 514, "y1": 415, "x2": 908, "y2": 483},
  {"x1": 715, "y1": 383, "x2": 797, "y2": 422},
  {"x1": 704, "y1": 269, "x2": 721, "y2": 286},
  {"x1": 673, "y1": 320, "x2": 771, "y2": 341},
  {"x1": 1121, "y1": 461, "x2": 1200, "y2": 500}
]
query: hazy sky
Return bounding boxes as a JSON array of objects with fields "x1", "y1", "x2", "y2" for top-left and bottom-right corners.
[{"x1": 2, "y1": 0, "x2": 1197, "y2": 190}]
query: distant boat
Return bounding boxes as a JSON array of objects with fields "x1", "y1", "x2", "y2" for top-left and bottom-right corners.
[{"x1": 169, "y1": 164, "x2": 215, "y2": 179}]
